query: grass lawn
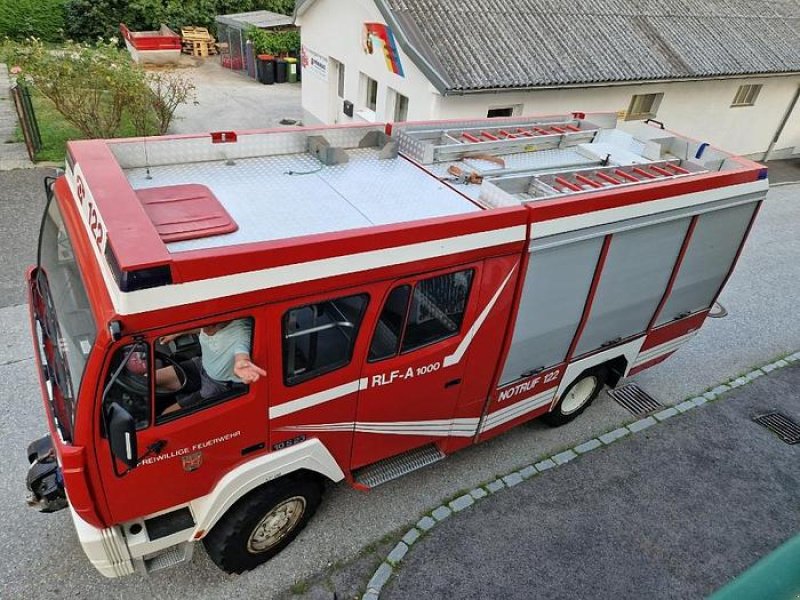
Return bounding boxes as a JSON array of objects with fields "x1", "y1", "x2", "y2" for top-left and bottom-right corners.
[{"x1": 19, "y1": 91, "x2": 140, "y2": 163}]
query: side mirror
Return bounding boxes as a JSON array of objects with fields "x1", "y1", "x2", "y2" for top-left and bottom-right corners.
[{"x1": 106, "y1": 402, "x2": 138, "y2": 469}]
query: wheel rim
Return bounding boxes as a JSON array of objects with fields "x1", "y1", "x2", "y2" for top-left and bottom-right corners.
[
  {"x1": 246, "y1": 496, "x2": 306, "y2": 554},
  {"x1": 561, "y1": 376, "x2": 598, "y2": 415}
]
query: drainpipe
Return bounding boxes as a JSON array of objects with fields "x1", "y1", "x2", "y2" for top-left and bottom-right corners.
[{"x1": 764, "y1": 84, "x2": 800, "y2": 161}]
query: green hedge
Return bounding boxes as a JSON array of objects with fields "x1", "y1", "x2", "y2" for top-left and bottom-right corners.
[
  {"x1": 63, "y1": 0, "x2": 296, "y2": 41},
  {"x1": 0, "y1": 0, "x2": 67, "y2": 42}
]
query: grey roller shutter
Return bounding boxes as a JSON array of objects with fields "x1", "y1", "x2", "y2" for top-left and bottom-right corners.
[
  {"x1": 499, "y1": 236, "x2": 603, "y2": 385},
  {"x1": 573, "y1": 218, "x2": 691, "y2": 357},
  {"x1": 656, "y1": 202, "x2": 757, "y2": 326}
]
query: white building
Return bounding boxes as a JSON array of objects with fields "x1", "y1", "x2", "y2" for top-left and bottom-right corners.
[{"x1": 294, "y1": 0, "x2": 800, "y2": 160}]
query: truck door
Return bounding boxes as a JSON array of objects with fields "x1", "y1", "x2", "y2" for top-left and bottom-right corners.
[
  {"x1": 96, "y1": 314, "x2": 268, "y2": 524},
  {"x1": 266, "y1": 287, "x2": 375, "y2": 472},
  {"x1": 350, "y1": 263, "x2": 484, "y2": 469}
]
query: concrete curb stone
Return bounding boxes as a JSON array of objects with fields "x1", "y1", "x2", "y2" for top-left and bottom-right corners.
[
  {"x1": 486, "y1": 479, "x2": 505, "y2": 493},
  {"x1": 449, "y1": 494, "x2": 474, "y2": 512},
  {"x1": 431, "y1": 506, "x2": 452, "y2": 522},
  {"x1": 628, "y1": 416, "x2": 657, "y2": 433},
  {"x1": 534, "y1": 458, "x2": 556, "y2": 471},
  {"x1": 470, "y1": 487, "x2": 488, "y2": 500},
  {"x1": 386, "y1": 542, "x2": 408, "y2": 566},
  {"x1": 574, "y1": 439, "x2": 602, "y2": 454},
  {"x1": 502, "y1": 472, "x2": 524, "y2": 487},
  {"x1": 654, "y1": 407, "x2": 679, "y2": 421}
]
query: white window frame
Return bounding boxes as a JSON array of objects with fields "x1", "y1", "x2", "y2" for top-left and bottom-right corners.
[
  {"x1": 363, "y1": 74, "x2": 378, "y2": 112},
  {"x1": 625, "y1": 93, "x2": 664, "y2": 121},
  {"x1": 487, "y1": 105, "x2": 522, "y2": 118},
  {"x1": 336, "y1": 60, "x2": 346, "y2": 99},
  {"x1": 389, "y1": 88, "x2": 410, "y2": 122},
  {"x1": 731, "y1": 84, "x2": 762, "y2": 107}
]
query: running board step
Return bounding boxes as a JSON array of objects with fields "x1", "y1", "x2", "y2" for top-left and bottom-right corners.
[{"x1": 354, "y1": 444, "x2": 445, "y2": 489}]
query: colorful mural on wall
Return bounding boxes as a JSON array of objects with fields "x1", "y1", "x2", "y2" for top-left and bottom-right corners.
[{"x1": 363, "y1": 22, "x2": 405, "y2": 77}]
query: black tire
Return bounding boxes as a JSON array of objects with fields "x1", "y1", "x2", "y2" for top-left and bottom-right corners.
[
  {"x1": 543, "y1": 368, "x2": 607, "y2": 427},
  {"x1": 203, "y1": 475, "x2": 322, "y2": 574}
]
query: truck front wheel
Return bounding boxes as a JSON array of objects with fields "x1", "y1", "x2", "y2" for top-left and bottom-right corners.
[
  {"x1": 544, "y1": 368, "x2": 607, "y2": 427},
  {"x1": 203, "y1": 475, "x2": 322, "y2": 574}
]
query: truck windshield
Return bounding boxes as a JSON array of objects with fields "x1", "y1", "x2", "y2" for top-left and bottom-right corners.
[{"x1": 35, "y1": 197, "x2": 97, "y2": 440}]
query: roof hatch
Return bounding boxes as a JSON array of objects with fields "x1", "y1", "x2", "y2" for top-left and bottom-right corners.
[{"x1": 135, "y1": 184, "x2": 238, "y2": 243}]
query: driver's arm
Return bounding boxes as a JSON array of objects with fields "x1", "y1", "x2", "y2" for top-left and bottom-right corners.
[{"x1": 159, "y1": 329, "x2": 201, "y2": 345}]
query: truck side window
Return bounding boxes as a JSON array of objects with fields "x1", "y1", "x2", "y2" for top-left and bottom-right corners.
[
  {"x1": 369, "y1": 286, "x2": 411, "y2": 362},
  {"x1": 369, "y1": 269, "x2": 475, "y2": 361},
  {"x1": 283, "y1": 294, "x2": 369, "y2": 385},
  {"x1": 103, "y1": 344, "x2": 151, "y2": 431},
  {"x1": 155, "y1": 318, "x2": 257, "y2": 423},
  {"x1": 402, "y1": 270, "x2": 474, "y2": 353}
]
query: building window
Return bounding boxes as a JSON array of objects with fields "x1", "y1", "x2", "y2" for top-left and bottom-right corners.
[
  {"x1": 363, "y1": 75, "x2": 378, "y2": 112},
  {"x1": 487, "y1": 105, "x2": 521, "y2": 118},
  {"x1": 336, "y1": 60, "x2": 345, "y2": 99},
  {"x1": 392, "y1": 90, "x2": 409, "y2": 122},
  {"x1": 626, "y1": 93, "x2": 664, "y2": 120},
  {"x1": 731, "y1": 84, "x2": 762, "y2": 107}
]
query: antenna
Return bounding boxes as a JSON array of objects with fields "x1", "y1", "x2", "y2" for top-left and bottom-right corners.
[{"x1": 144, "y1": 132, "x2": 152, "y2": 180}]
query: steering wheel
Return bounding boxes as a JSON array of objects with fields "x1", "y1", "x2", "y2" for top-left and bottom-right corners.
[{"x1": 115, "y1": 351, "x2": 188, "y2": 398}]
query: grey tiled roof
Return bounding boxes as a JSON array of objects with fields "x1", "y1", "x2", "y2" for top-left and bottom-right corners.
[{"x1": 378, "y1": 0, "x2": 800, "y2": 91}]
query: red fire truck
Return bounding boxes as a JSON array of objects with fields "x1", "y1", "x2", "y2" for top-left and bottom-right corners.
[{"x1": 24, "y1": 113, "x2": 767, "y2": 577}]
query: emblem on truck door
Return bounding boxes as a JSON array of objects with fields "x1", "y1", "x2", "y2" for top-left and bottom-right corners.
[{"x1": 182, "y1": 451, "x2": 203, "y2": 472}]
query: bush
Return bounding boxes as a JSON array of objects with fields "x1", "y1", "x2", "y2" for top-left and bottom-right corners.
[
  {"x1": 4, "y1": 38, "x2": 194, "y2": 138},
  {"x1": 63, "y1": 0, "x2": 296, "y2": 41},
  {"x1": 246, "y1": 27, "x2": 299, "y2": 55},
  {"x1": 0, "y1": 0, "x2": 67, "y2": 42}
]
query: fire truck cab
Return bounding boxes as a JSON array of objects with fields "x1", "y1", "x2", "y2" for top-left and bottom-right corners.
[{"x1": 24, "y1": 114, "x2": 767, "y2": 577}]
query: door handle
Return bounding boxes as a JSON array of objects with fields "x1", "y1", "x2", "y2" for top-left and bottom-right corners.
[
  {"x1": 444, "y1": 378, "x2": 462, "y2": 389},
  {"x1": 521, "y1": 367, "x2": 545, "y2": 378}
]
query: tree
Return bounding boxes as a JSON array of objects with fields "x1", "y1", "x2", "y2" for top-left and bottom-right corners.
[{"x1": 63, "y1": 0, "x2": 297, "y2": 42}]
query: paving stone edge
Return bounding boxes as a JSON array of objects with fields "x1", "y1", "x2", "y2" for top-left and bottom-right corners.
[{"x1": 360, "y1": 351, "x2": 800, "y2": 599}]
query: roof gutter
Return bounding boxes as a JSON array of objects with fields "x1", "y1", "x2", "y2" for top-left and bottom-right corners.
[
  {"x1": 443, "y1": 71, "x2": 800, "y2": 96},
  {"x1": 372, "y1": 0, "x2": 452, "y2": 95}
]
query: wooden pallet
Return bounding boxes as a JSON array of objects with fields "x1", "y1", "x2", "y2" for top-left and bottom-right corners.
[{"x1": 181, "y1": 26, "x2": 218, "y2": 56}]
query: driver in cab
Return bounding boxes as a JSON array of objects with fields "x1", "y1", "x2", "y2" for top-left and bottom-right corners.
[{"x1": 156, "y1": 319, "x2": 266, "y2": 415}]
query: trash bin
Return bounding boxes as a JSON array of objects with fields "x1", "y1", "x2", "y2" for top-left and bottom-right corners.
[
  {"x1": 275, "y1": 58, "x2": 288, "y2": 84},
  {"x1": 285, "y1": 57, "x2": 298, "y2": 83},
  {"x1": 257, "y1": 54, "x2": 275, "y2": 84}
]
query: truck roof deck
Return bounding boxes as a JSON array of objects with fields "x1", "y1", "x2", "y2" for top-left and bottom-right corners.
[
  {"x1": 89, "y1": 113, "x2": 760, "y2": 255},
  {"x1": 63, "y1": 113, "x2": 766, "y2": 304}
]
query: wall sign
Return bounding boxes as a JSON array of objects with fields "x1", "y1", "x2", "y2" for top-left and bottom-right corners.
[
  {"x1": 301, "y1": 45, "x2": 329, "y2": 81},
  {"x1": 363, "y1": 22, "x2": 405, "y2": 77}
]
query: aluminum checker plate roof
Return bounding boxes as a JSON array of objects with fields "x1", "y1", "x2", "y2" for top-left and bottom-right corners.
[{"x1": 125, "y1": 148, "x2": 480, "y2": 253}]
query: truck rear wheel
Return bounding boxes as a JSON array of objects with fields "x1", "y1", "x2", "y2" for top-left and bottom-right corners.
[
  {"x1": 544, "y1": 369, "x2": 607, "y2": 427},
  {"x1": 203, "y1": 475, "x2": 322, "y2": 574}
]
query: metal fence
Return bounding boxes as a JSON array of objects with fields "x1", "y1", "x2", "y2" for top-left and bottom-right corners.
[{"x1": 11, "y1": 80, "x2": 42, "y2": 160}]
